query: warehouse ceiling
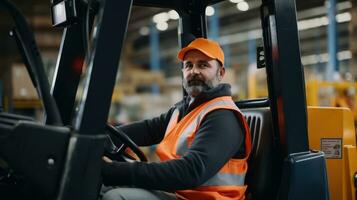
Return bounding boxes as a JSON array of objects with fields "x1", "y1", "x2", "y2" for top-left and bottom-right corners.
[{"x1": 0, "y1": 0, "x2": 352, "y2": 75}]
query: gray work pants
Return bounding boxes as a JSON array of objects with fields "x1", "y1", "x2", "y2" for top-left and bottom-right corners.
[{"x1": 102, "y1": 187, "x2": 178, "y2": 200}]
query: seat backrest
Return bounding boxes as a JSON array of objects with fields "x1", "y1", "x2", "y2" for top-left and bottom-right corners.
[{"x1": 241, "y1": 107, "x2": 280, "y2": 200}]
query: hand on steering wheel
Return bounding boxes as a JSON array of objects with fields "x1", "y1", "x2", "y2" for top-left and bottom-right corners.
[{"x1": 104, "y1": 124, "x2": 148, "y2": 162}]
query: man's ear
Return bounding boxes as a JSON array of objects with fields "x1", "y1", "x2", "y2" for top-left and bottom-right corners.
[{"x1": 219, "y1": 66, "x2": 225, "y2": 81}]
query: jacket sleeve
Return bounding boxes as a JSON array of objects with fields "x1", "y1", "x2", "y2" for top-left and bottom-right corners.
[
  {"x1": 102, "y1": 109, "x2": 245, "y2": 190},
  {"x1": 109, "y1": 107, "x2": 175, "y2": 147}
]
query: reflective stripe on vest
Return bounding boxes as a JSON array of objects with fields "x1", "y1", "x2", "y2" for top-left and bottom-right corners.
[{"x1": 201, "y1": 172, "x2": 246, "y2": 186}]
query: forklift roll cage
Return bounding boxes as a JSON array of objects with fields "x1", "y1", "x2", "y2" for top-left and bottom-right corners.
[
  {"x1": 53, "y1": 0, "x2": 310, "y2": 154},
  {"x1": 0, "y1": 0, "x2": 330, "y2": 199}
]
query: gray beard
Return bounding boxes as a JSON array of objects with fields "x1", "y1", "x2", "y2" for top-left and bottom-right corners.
[
  {"x1": 183, "y1": 71, "x2": 221, "y2": 97},
  {"x1": 183, "y1": 78, "x2": 218, "y2": 97},
  {"x1": 184, "y1": 84, "x2": 210, "y2": 97}
]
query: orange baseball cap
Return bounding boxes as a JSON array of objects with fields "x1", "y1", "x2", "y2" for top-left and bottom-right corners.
[{"x1": 177, "y1": 38, "x2": 225, "y2": 66}]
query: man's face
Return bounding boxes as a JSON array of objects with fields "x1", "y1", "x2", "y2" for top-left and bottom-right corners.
[{"x1": 182, "y1": 50, "x2": 225, "y2": 97}]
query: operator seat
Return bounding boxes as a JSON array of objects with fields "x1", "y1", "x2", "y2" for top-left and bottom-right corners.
[{"x1": 241, "y1": 107, "x2": 280, "y2": 200}]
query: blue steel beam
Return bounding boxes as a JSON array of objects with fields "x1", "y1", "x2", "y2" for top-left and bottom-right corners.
[
  {"x1": 150, "y1": 23, "x2": 160, "y2": 94},
  {"x1": 327, "y1": 0, "x2": 339, "y2": 80}
]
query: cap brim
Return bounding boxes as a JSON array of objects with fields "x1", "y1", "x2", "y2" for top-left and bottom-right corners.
[{"x1": 177, "y1": 46, "x2": 216, "y2": 61}]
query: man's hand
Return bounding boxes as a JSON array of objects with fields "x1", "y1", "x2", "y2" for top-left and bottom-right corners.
[
  {"x1": 102, "y1": 156, "x2": 113, "y2": 163},
  {"x1": 101, "y1": 155, "x2": 134, "y2": 187},
  {"x1": 101, "y1": 156, "x2": 115, "y2": 186}
]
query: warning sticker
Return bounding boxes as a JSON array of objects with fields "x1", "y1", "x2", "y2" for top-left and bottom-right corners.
[{"x1": 321, "y1": 138, "x2": 342, "y2": 159}]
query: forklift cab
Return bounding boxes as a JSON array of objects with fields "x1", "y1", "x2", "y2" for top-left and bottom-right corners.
[{"x1": 0, "y1": 0, "x2": 341, "y2": 199}]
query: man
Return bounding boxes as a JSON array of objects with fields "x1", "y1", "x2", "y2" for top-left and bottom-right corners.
[{"x1": 102, "y1": 38, "x2": 251, "y2": 200}]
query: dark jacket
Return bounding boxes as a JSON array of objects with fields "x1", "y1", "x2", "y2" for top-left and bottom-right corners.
[{"x1": 102, "y1": 84, "x2": 245, "y2": 190}]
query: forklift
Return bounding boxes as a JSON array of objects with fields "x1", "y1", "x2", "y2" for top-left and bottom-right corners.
[{"x1": 0, "y1": 0, "x2": 355, "y2": 199}]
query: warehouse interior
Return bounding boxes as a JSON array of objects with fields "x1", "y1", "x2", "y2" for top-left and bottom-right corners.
[
  {"x1": 0, "y1": 0, "x2": 356, "y2": 123},
  {"x1": 0, "y1": 0, "x2": 356, "y2": 199}
]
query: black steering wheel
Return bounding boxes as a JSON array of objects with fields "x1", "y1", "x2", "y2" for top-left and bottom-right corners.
[{"x1": 105, "y1": 124, "x2": 148, "y2": 162}]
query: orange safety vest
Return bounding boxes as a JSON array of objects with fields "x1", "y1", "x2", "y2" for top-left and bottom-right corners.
[{"x1": 156, "y1": 96, "x2": 251, "y2": 200}]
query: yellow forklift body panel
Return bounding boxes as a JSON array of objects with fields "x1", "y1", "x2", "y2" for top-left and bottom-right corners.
[{"x1": 307, "y1": 107, "x2": 357, "y2": 200}]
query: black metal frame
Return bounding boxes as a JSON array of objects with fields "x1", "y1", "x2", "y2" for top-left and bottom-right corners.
[
  {"x1": 73, "y1": 0, "x2": 132, "y2": 135},
  {"x1": 261, "y1": 0, "x2": 309, "y2": 156},
  {"x1": 0, "y1": 0, "x2": 62, "y2": 126},
  {"x1": 51, "y1": 0, "x2": 96, "y2": 126},
  {"x1": 133, "y1": 0, "x2": 215, "y2": 47},
  {"x1": 55, "y1": 0, "x2": 133, "y2": 199},
  {"x1": 51, "y1": 22, "x2": 85, "y2": 126},
  {"x1": 259, "y1": 1, "x2": 328, "y2": 199},
  {"x1": 1, "y1": 0, "x2": 132, "y2": 199}
]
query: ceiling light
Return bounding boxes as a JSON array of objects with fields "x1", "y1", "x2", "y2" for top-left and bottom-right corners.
[
  {"x1": 336, "y1": 12, "x2": 351, "y2": 23},
  {"x1": 298, "y1": 17, "x2": 327, "y2": 30},
  {"x1": 156, "y1": 22, "x2": 168, "y2": 31},
  {"x1": 301, "y1": 51, "x2": 351, "y2": 65},
  {"x1": 338, "y1": 50, "x2": 352, "y2": 60},
  {"x1": 205, "y1": 6, "x2": 215, "y2": 16},
  {"x1": 229, "y1": 0, "x2": 243, "y2": 3},
  {"x1": 237, "y1": 1, "x2": 249, "y2": 11},
  {"x1": 168, "y1": 10, "x2": 179, "y2": 20},
  {"x1": 153, "y1": 12, "x2": 169, "y2": 23}
]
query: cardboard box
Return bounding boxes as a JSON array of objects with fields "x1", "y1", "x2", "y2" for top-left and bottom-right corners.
[
  {"x1": 12, "y1": 64, "x2": 38, "y2": 100},
  {"x1": 120, "y1": 68, "x2": 165, "y2": 86}
]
